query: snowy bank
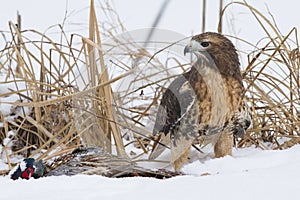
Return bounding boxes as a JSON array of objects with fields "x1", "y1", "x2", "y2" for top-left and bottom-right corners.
[{"x1": 1, "y1": 146, "x2": 300, "y2": 200}]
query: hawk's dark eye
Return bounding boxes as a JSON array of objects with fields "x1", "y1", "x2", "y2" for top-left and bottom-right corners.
[{"x1": 200, "y1": 41, "x2": 210, "y2": 47}]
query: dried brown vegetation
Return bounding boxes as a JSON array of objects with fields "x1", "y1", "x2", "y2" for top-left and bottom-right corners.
[{"x1": 0, "y1": 1, "x2": 299, "y2": 173}]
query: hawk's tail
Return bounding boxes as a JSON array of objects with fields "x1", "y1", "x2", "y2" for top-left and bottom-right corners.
[{"x1": 148, "y1": 134, "x2": 170, "y2": 160}]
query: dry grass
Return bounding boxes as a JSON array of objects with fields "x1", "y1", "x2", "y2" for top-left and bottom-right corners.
[
  {"x1": 221, "y1": 2, "x2": 300, "y2": 149},
  {"x1": 0, "y1": 0, "x2": 299, "y2": 172}
]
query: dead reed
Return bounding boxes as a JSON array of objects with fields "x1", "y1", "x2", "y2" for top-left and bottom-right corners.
[{"x1": 221, "y1": 2, "x2": 300, "y2": 149}]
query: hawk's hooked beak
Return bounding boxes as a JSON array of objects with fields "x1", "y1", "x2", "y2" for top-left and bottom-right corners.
[{"x1": 184, "y1": 42, "x2": 193, "y2": 56}]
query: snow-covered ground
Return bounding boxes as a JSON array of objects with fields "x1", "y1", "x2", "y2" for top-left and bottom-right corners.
[{"x1": 1, "y1": 145, "x2": 300, "y2": 200}]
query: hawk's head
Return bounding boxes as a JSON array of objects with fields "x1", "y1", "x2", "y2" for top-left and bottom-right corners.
[{"x1": 184, "y1": 32, "x2": 241, "y2": 77}]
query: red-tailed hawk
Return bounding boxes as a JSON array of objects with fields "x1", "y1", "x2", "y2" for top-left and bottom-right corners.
[{"x1": 150, "y1": 32, "x2": 251, "y2": 171}]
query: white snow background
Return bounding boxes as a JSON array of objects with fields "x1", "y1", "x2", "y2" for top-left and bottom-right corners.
[
  {"x1": 1, "y1": 0, "x2": 300, "y2": 199},
  {"x1": 1, "y1": 146, "x2": 300, "y2": 200}
]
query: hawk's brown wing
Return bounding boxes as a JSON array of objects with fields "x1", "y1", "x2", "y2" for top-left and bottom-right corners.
[
  {"x1": 153, "y1": 71, "x2": 195, "y2": 136},
  {"x1": 149, "y1": 71, "x2": 196, "y2": 159}
]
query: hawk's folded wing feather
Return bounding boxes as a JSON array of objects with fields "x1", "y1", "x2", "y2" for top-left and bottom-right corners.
[
  {"x1": 150, "y1": 71, "x2": 196, "y2": 159},
  {"x1": 152, "y1": 72, "x2": 195, "y2": 136}
]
